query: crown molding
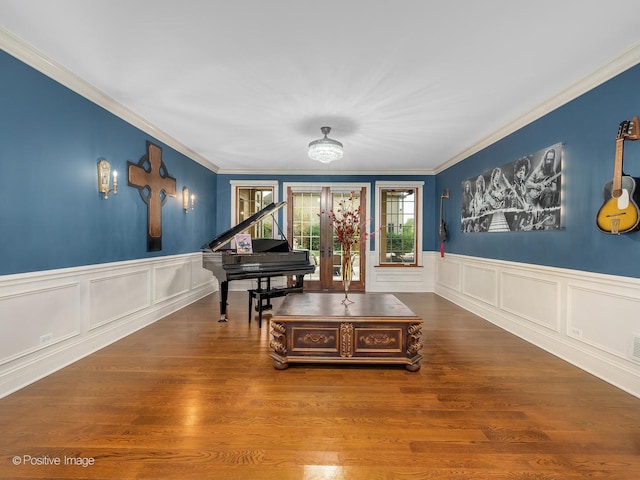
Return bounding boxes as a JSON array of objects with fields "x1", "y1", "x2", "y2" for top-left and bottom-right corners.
[
  {"x1": 434, "y1": 42, "x2": 640, "y2": 174},
  {"x1": 1, "y1": 27, "x2": 219, "y2": 173},
  {"x1": 4, "y1": 26, "x2": 639, "y2": 179},
  {"x1": 216, "y1": 167, "x2": 436, "y2": 176}
]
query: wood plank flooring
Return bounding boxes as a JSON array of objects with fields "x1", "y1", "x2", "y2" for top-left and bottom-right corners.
[{"x1": 1, "y1": 292, "x2": 639, "y2": 479}]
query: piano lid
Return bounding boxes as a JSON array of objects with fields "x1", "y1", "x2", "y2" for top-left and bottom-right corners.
[{"x1": 202, "y1": 201, "x2": 287, "y2": 252}]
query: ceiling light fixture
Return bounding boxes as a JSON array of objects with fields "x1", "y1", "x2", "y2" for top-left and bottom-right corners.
[{"x1": 308, "y1": 126, "x2": 343, "y2": 164}]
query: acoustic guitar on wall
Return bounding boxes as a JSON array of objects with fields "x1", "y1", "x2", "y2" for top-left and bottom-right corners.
[{"x1": 596, "y1": 117, "x2": 640, "y2": 235}]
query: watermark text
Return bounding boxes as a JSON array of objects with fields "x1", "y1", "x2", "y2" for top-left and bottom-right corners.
[{"x1": 12, "y1": 454, "x2": 95, "y2": 468}]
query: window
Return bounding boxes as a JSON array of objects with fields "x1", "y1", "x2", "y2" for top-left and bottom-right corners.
[
  {"x1": 230, "y1": 181, "x2": 278, "y2": 238},
  {"x1": 376, "y1": 182, "x2": 423, "y2": 266}
]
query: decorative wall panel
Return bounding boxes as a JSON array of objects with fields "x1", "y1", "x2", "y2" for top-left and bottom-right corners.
[
  {"x1": 0, "y1": 283, "x2": 80, "y2": 364},
  {"x1": 154, "y1": 261, "x2": 191, "y2": 303},
  {"x1": 501, "y1": 272, "x2": 559, "y2": 331},
  {"x1": 568, "y1": 284, "x2": 640, "y2": 359},
  {"x1": 436, "y1": 256, "x2": 461, "y2": 292},
  {"x1": 89, "y1": 270, "x2": 151, "y2": 330},
  {"x1": 462, "y1": 263, "x2": 497, "y2": 306}
]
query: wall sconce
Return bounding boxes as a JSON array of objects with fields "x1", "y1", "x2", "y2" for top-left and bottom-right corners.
[
  {"x1": 182, "y1": 187, "x2": 195, "y2": 213},
  {"x1": 97, "y1": 159, "x2": 118, "y2": 199}
]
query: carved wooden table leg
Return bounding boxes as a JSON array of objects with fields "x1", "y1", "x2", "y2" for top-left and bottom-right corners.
[{"x1": 269, "y1": 321, "x2": 288, "y2": 368}]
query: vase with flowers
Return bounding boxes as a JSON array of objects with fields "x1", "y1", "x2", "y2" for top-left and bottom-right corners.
[{"x1": 321, "y1": 192, "x2": 371, "y2": 305}]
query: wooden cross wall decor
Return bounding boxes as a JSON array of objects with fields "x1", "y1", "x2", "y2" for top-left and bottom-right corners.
[{"x1": 127, "y1": 141, "x2": 177, "y2": 251}]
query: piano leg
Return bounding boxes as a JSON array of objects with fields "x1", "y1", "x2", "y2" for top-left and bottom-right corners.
[{"x1": 219, "y1": 280, "x2": 229, "y2": 322}]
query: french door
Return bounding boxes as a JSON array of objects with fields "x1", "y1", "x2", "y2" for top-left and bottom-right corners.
[{"x1": 287, "y1": 186, "x2": 366, "y2": 292}]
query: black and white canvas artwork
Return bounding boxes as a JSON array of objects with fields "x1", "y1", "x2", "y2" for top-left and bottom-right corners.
[{"x1": 461, "y1": 143, "x2": 562, "y2": 233}]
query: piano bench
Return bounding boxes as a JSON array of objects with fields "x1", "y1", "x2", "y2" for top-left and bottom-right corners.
[{"x1": 248, "y1": 286, "x2": 304, "y2": 328}]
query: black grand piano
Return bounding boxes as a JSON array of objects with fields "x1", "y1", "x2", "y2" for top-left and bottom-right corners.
[{"x1": 201, "y1": 201, "x2": 315, "y2": 325}]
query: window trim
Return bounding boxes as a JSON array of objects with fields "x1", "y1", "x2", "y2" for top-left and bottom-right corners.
[{"x1": 375, "y1": 181, "x2": 424, "y2": 267}]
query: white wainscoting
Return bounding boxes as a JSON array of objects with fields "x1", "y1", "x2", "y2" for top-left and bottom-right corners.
[
  {"x1": 434, "y1": 253, "x2": 640, "y2": 399},
  {"x1": 3, "y1": 250, "x2": 639, "y2": 400},
  {"x1": 0, "y1": 253, "x2": 215, "y2": 399},
  {"x1": 366, "y1": 252, "x2": 435, "y2": 293}
]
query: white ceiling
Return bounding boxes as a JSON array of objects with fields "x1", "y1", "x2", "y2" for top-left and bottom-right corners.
[{"x1": 2, "y1": 1, "x2": 640, "y2": 174}]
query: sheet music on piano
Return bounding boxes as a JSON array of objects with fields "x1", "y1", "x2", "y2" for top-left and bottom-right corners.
[
  {"x1": 234, "y1": 234, "x2": 253, "y2": 254},
  {"x1": 201, "y1": 202, "x2": 315, "y2": 322}
]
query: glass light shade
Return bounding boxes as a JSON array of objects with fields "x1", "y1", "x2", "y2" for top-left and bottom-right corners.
[{"x1": 308, "y1": 127, "x2": 343, "y2": 163}]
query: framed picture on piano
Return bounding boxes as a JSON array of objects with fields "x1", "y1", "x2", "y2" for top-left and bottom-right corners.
[{"x1": 234, "y1": 234, "x2": 253, "y2": 254}]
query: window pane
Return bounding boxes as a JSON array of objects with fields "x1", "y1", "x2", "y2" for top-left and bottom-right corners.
[
  {"x1": 291, "y1": 192, "x2": 320, "y2": 280},
  {"x1": 331, "y1": 191, "x2": 361, "y2": 281},
  {"x1": 236, "y1": 187, "x2": 274, "y2": 237}
]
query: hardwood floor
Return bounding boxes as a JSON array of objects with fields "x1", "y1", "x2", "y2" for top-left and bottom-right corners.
[{"x1": 1, "y1": 292, "x2": 639, "y2": 479}]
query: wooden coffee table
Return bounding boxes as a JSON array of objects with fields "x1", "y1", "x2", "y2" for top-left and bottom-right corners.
[{"x1": 268, "y1": 293, "x2": 423, "y2": 371}]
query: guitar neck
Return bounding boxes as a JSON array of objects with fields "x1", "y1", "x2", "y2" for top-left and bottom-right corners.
[{"x1": 613, "y1": 138, "x2": 624, "y2": 195}]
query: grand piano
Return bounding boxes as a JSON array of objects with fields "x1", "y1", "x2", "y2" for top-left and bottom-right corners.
[{"x1": 202, "y1": 201, "x2": 315, "y2": 324}]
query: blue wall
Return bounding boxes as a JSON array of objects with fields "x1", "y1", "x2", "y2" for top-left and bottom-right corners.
[
  {"x1": 3, "y1": 46, "x2": 640, "y2": 281},
  {"x1": 435, "y1": 64, "x2": 640, "y2": 278},
  {"x1": 0, "y1": 51, "x2": 217, "y2": 275},
  {"x1": 214, "y1": 174, "x2": 437, "y2": 252}
]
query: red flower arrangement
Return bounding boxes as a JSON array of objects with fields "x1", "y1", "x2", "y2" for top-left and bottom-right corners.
[
  {"x1": 319, "y1": 192, "x2": 376, "y2": 304},
  {"x1": 320, "y1": 193, "x2": 373, "y2": 254}
]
